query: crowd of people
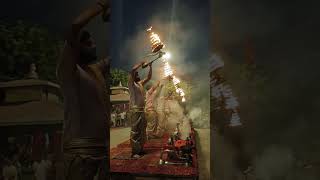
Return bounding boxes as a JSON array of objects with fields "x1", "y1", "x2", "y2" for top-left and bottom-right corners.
[
  {"x1": 0, "y1": 140, "x2": 53, "y2": 180},
  {"x1": 110, "y1": 109, "x2": 128, "y2": 128}
]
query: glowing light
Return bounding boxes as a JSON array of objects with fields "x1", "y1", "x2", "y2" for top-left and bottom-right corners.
[
  {"x1": 163, "y1": 52, "x2": 171, "y2": 60},
  {"x1": 172, "y1": 76, "x2": 180, "y2": 85},
  {"x1": 147, "y1": 26, "x2": 164, "y2": 53},
  {"x1": 179, "y1": 90, "x2": 185, "y2": 97},
  {"x1": 147, "y1": 26, "x2": 152, "y2": 32},
  {"x1": 147, "y1": 27, "x2": 186, "y2": 102},
  {"x1": 164, "y1": 62, "x2": 173, "y2": 77},
  {"x1": 150, "y1": 32, "x2": 161, "y2": 45}
]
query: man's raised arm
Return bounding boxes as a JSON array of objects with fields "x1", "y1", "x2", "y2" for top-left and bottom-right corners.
[
  {"x1": 57, "y1": 0, "x2": 110, "y2": 79},
  {"x1": 155, "y1": 81, "x2": 164, "y2": 97},
  {"x1": 147, "y1": 81, "x2": 160, "y2": 94},
  {"x1": 128, "y1": 62, "x2": 144, "y2": 87},
  {"x1": 141, "y1": 64, "x2": 152, "y2": 86},
  {"x1": 68, "y1": 0, "x2": 110, "y2": 46},
  {"x1": 131, "y1": 62, "x2": 144, "y2": 74}
]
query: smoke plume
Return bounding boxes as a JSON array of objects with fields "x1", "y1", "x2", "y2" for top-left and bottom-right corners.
[
  {"x1": 121, "y1": 2, "x2": 210, "y2": 128},
  {"x1": 211, "y1": 0, "x2": 320, "y2": 179}
]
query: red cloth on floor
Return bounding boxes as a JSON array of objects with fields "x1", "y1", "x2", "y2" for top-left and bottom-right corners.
[{"x1": 110, "y1": 129, "x2": 198, "y2": 178}]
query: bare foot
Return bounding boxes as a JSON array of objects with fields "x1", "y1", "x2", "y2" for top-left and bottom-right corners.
[{"x1": 132, "y1": 154, "x2": 142, "y2": 158}]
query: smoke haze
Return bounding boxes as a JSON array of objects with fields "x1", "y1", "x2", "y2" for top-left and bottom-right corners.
[
  {"x1": 211, "y1": 0, "x2": 320, "y2": 179},
  {"x1": 120, "y1": 1, "x2": 210, "y2": 128}
]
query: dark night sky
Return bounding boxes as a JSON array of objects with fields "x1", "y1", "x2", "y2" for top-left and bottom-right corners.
[
  {"x1": 1, "y1": 0, "x2": 319, "y2": 76},
  {"x1": 1, "y1": 0, "x2": 319, "y2": 107},
  {"x1": 6, "y1": 0, "x2": 318, "y2": 74},
  {"x1": 0, "y1": 0, "x2": 110, "y2": 58},
  {"x1": 0, "y1": 0, "x2": 210, "y2": 69},
  {"x1": 109, "y1": 0, "x2": 211, "y2": 111},
  {"x1": 114, "y1": 0, "x2": 210, "y2": 70},
  {"x1": 0, "y1": 0, "x2": 211, "y2": 112},
  {"x1": 114, "y1": 0, "x2": 210, "y2": 109}
]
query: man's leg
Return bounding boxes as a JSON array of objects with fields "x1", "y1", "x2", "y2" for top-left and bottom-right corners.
[
  {"x1": 140, "y1": 112, "x2": 147, "y2": 150},
  {"x1": 130, "y1": 111, "x2": 144, "y2": 156}
]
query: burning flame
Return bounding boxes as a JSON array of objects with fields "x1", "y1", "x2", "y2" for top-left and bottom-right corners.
[
  {"x1": 172, "y1": 76, "x2": 180, "y2": 85},
  {"x1": 162, "y1": 57, "x2": 186, "y2": 102},
  {"x1": 164, "y1": 61, "x2": 186, "y2": 102},
  {"x1": 147, "y1": 26, "x2": 164, "y2": 53},
  {"x1": 147, "y1": 27, "x2": 186, "y2": 102},
  {"x1": 150, "y1": 32, "x2": 161, "y2": 46},
  {"x1": 164, "y1": 61, "x2": 173, "y2": 77}
]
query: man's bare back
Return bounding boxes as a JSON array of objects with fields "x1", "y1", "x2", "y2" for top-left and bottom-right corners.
[
  {"x1": 56, "y1": 1, "x2": 111, "y2": 179},
  {"x1": 57, "y1": 60, "x2": 108, "y2": 144},
  {"x1": 56, "y1": 1, "x2": 111, "y2": 180},
  {"x1": 56, "y1": 0, "x2": 111, "y2": 146}
]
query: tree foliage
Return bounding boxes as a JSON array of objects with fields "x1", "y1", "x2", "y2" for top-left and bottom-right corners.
[
  {"x1": 0, "y1": 20, "x2": 63, "y2": 81},
  {"x1": 110, "y1": 68, "x2": 128, "y2": 86}
]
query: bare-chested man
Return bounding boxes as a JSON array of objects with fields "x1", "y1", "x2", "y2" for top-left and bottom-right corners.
[
  {"x1": 128, "y1": 61, "x2": 153, "y2": 158},
  {"x1": 56, "y1": 1, "x2": 110, "y2": 179},
  {"x1": 145, "y1": 81, "x2": 163, "y2": 139}
]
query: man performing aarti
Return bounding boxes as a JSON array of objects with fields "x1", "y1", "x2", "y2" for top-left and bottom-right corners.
[
  {"x1": 56, "y1": 0, "x2": 110, "y2": 179},
  {"x1": 145, "y1": 81, "x2": 164, "y2": 139},
  {"x1": 128, "y1": 61, "x2": 153, "y2": 158}
]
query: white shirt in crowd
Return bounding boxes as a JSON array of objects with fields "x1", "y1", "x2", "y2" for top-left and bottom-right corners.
[
  {"x1": 2, "y1": 164, "x2": 18, "y2": 180},
  {"x1": 120, "y1": 112, "x2": 126, "y2": 119},
  {"x1": 111, "y1": 113, "x2": 116, "y2": 124},
  {"x1": 32, "y1": 160, "x2": 52, "y2": 180}
]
